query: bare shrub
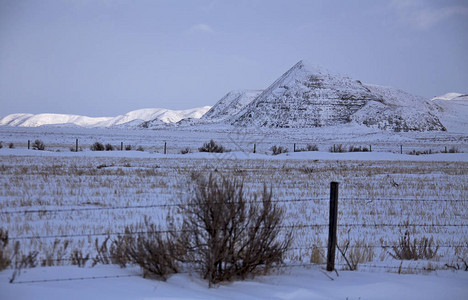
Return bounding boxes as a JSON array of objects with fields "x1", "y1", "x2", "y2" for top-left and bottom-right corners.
[
  {"x1": 296, "y1": 144, "x2": 319, "y2": 152},
  {"x1": 32, "y1": 139, "x2": 45, "y2": 150},
  {"x1": 109, "y1": 232, "x2": 133, "y2": 267},
  {"x1": 348, "y1": 145, "x2": 370, "y2": 152},
  {"x1": 390, "y1": 231, "x2": 439, "y2": 260},
  {"x1": 180, "y1": 147, "x2": 191, "y2": 154},
  {"x1": 90, "y1": 142, "x2": 105, "y2": 151},
  {"x1": 10, "y1": 241, "x2": 39, "y2": 283},
  {"x1": 9, "y1": 142, "x2": 14, "y2": 149},
  {"x1": 41, "y1": 239, "x2": 70, "y2": 267},
  {"x1": 270, "y1": 145, "x2": 288, "y2": 155},
  {"x1": 0, "y1": 141, "x2": 2, "y2": 149},
  {"x1": 125, "y1": 221, "x2": 183, "y2": 280},
  {"x1": 92, "y1": 236, "x2": 113, "y2": 266},
  {"x1": 0, "y1": 229, "x2": 11, "y2": 271},
  {"x1": 105, "y1": 143, "x2": 114, "y2": 151},
  {"x1": 199, "y1": 140, "x2": 227, "y2": 153},
  {"x1": 125, "y1": 145, "x2": 132, "y2": 151},
  {"x1": 445, "y1": 257, "x2": 468, "y2": 271},
  {"x1": 337, "y1": 238, "x2": 374, "y2": 270},
  {"x1": 70, "y1": 249, "x2": 90, "y2": 267},
  {"x1": 180, "y1": 173, "x2": 292, "y2": 284},
  {"x1": 408, "y1": 149, "x2": 433, "y2": 155},
  {"x1": 329, "y1": 144, "x2": 346, "y2": 153},
  {"x1": 448, "y1": 146, "x2": 459, "y2": 153},
  {"x1": 136, "y1": 146, "x2": 144, "y2": 151}
]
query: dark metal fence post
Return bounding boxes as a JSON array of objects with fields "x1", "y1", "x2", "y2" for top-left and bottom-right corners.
[
  {"x1": 164, "y1": 142, "x2": 167, "y2": 154},
  {"x1": 294, "y1": 143, "x2": 296, "y2": 152},
  {"x1": 327, "y1": 181, "x2": 339, "y2": 271},
  {"x1": 369, "y1": 145, "x2": 372, "y2": 152},
  {"x1": 400, "y1": 145, "x2": 403, "y2": 154},
  {"x1": 76, "y1": 139, "x2": 78, "y2": 152},
  {"x1": 253, "y1": 143, "x2": 256, "y2": 154},
  {"x1": 121, "y1": 142, "x2": 123, "y2": 151},
  {"x1": 28, "y1": 140, "x2": 30, "y2": 150}
]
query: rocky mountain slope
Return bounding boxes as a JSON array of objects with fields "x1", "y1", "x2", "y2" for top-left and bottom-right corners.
[
  {"x1": 230, "y1": 60, "x2": 445, "y2": 131},
  {"x1": 0, "y1": 107, "x2": 211, "y2": 128},
  {"x1": 201, "y1": 90, "x2": 263, "y2": 122}
]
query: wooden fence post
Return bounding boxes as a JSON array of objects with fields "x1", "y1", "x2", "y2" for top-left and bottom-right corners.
[
  {"x1": 327, "y1": 181, "x2": 339, "y2": 271},
  {"x1": 369, "y1": 145, "x2": 372, "y2": 152}
]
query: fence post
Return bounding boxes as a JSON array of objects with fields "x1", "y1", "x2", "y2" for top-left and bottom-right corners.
[
  {"x1": 327, "y1": 181, "x2": 339, "y2": 271},
  {"x1": 445, "y1": 146, "x2": 447, "y2": 153},
  {"x1": 121, "y1": 142, "x2": 123, "y2": 151},
  {"x1": 294, "y1": 143, "x2": 296, "y2": 152},
  {"x1": 76, "y1": 139, "x2": 78, "y2": 152},
  {"x1": 164, "y1": 142, "x2": 167, "y2": 154},
  {"x1": 28, "y1": 140, "x2": 30, "y2": 150},
  {"x1": 400, "y1": 145, "x2": 403, "y2": 154},
  {"x1": 369, "y1": 145, "x2": 372, "y2": 152},
  {"x1": 333, "y1": 144, "x2": 336, "y2": 152},
  {"x1": 253, "y1": 143, "x2": 256, "y2": 154}
]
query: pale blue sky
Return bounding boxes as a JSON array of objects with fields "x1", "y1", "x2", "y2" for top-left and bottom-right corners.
[{"x1": 0, "y1": 0, "x2": 467, "y2": 117}]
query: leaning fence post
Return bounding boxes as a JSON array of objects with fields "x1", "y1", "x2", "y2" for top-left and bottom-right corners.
[{"x1": 327, "y1": 181, "x2": 339, "y2": 271}]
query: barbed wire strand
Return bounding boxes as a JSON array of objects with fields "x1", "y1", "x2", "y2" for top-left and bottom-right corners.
[{"x1": 1, "y1": 197, "x2": 466, "y2": 215}]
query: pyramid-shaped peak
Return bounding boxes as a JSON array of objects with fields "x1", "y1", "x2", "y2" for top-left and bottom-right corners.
[{"x1": 293, "y1": 60, "x2": 330, "y2": 75}]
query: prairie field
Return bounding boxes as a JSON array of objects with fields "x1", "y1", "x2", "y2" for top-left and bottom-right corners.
[{"x1": 1, "y1": 152, "x2": 467, "y2": 272}]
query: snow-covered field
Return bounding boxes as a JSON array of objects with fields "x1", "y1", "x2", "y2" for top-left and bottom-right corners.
[{"x1": 0, "y1": 126, "x2": 467, "y2": 299}]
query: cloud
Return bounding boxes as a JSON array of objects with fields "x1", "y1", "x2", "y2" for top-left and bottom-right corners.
[
  {"x1": 188, "y1": 24, "x2": 214, "y2": 34},
  {"x1": 391, "y1": 0, "x2": 468, "y2": 30}
]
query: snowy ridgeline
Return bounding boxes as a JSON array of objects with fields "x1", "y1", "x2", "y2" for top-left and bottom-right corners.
[
  {"x1": 0, "y1": 106, "x2": 211, "y2": 128},
  {"x1": 0, "y1": 60, "x2": 466, "y2": 134}
]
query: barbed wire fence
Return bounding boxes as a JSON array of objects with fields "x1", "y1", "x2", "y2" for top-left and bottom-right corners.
[{"x1": 2, "y1": 182, "x2": 467, "y2": 284}]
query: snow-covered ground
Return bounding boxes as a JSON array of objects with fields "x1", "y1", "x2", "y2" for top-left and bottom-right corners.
[
  {"x1": 1, "y1": 265, "x2": 467, "y2": 300},
  {"x1": 1, "y1": 126, "x2": 466, "y2": 299}
]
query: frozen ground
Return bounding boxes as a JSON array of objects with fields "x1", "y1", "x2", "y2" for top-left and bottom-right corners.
[
  {"x1": 0, "y1": 126, "x2": 467, "y2": 299},
  {"x1": 1, "y1": 265, "x2": 467, "y2": 300}
]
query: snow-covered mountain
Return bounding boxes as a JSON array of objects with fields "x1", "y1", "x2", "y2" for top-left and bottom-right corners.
[
  {"x1": 432, "y1": 93, "x2": 468, "y2": 133},
  {"x1": 201, "y1": 90, "x2": 263, "y2": 122},
  {"x1": 0, "y1": 107, "x2": 211, "y2": 128},
  {"x1": 432, "y1": 93, "x2": 468, "y2": 101},
  {"x1": 230, "y1": 60, "x2": 445, "y2": 131}
]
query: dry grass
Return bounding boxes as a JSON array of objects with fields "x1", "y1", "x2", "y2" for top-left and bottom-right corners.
[{"x1": 0, "y1": 155, "x2": 466, "y2": 274}]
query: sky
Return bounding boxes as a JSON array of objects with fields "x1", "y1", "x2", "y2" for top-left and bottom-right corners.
[{"x1": 0, "y1": 0, "x2": 467, "y2": 117}]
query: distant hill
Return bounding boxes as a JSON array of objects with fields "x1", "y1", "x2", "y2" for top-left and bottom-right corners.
[
  {"x1": 432, "y1": 93, "x2": 468, "y2": 133},
  {"x1": 0, "y1": 107, "x2": 211, "y2": 128}
]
